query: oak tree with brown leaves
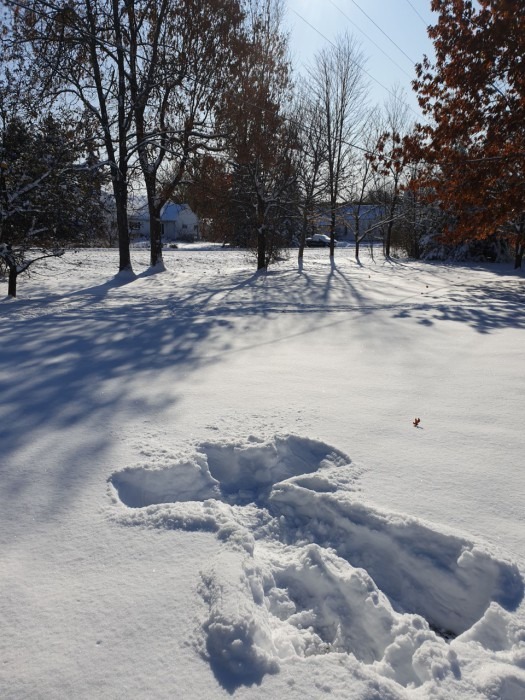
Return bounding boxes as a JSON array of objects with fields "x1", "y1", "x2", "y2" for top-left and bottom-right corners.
[{"x1": 408, "y1": 0, "x2": 525, "y2": 267}]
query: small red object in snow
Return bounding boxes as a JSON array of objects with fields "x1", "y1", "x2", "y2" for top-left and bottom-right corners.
[{"x1": 413, "y1": 418, "x2": 421, "y2": 427}]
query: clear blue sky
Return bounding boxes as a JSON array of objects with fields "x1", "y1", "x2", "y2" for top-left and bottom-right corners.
[{"x1": 284, "y1": 0, "x2": 438, "y2": 121}]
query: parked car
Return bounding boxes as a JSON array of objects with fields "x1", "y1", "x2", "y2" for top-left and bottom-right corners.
[{"x1": 305, "y1": 233, "x2": 336, "y2": 248}]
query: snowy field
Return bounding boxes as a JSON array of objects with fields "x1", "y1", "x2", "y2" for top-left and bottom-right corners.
[{"x1": 1, "y1": 245, "x2": 524, "y2": 699}]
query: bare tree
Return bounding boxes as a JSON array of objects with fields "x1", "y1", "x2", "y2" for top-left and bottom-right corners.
[
  {"x1": 124, "y1": 0, "x2": 245, "y2": 268},
  {"x1": 370, "y1": 87, "x2": 412, "y2": 258},
  {"x1": 9, "y1": 0, "x2": 136, "y2": 273},
  {"x1": 292, "y1": 79, "x2": 327, "y2": 270},
  {"x1": 308, "y1": 33, "x2": 368, "y2": 260},
  {"x1": 348, "y1": 111, "x2": 382, "y2": 262}
]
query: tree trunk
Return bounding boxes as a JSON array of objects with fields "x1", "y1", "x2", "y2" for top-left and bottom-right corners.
[
  {"x1": 256, "y1": 190, "x2": 267, "y2": 270},
  {"x1": 298, "y1": 210, "x2": 308, "y2": 270},
  {"x1": 149, "y1": 203, "x2": 164, "y2": 268},
  {"x1": 257, "y1": 229, "x2": 267, "y2": 270},
  {"x1": 384, "y1": 222, "x2": 393, "y2": 258},
  {"x1": 150, "y1": 216, "x2": 163, "y2": 268},
  {"x1": 384, "y1": 195, "x2": 398, "y2": 259},
  {"x1": 113, "y1": 180, "x2": 132, "y2": 272},
  {"x1": 111, "y1": 0, "x2": 132, "y2": 273},
  {"x1": 514, "y1": 241, "x2": 524, "y2": 269},
  {"x1": 329, "y1": 205, "x2": 336, "y2": 259},
  {"x1": 85, "y1": 0, "x2": 132, "y2": 275},
  {"x1": 354, "y1": 213, "x2": 360, "y2": 262},
  {"x1": 7, "y1": 263, "x2": 17, "y2": 297},
  {"x1": 143, "y1": 172, "x2": 164, "y2": 269},
  {"x1": 413, "y1": 234, "x2": 421, "y2": 260}
]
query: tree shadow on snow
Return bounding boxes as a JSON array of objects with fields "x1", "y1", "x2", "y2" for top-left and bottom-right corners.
[
  {"x1": 1, "y1": 253, "x2": 523, "y2": 521},
  {"x1": 0, "y1": 282, "x2": 235, "y2": 520},
  {"x1": 394, "y1": 280, "x2": 525, "y2": 334}
]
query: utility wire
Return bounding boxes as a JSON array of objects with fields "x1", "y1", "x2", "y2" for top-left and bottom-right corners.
[
  {"x1": 327, "y1": 0, "x2": 414, "y2": 80},
  {"x1": 292, "y1": 10, "x2": 395, "y2": 97},
  {"x1": 402, "y1": 0, "x2": 431, "y2": 29},
  {"x1": 347, "y1": 0, "x2": 417, "y2": 65},
  {"x1": 292, "y1": 8, "x2": 424, "y2": 123}
]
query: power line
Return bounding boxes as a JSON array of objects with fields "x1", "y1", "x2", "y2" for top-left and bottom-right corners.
[
  {"x1": 327, "y1": 0, "x2": 414, "y2": 80},
  {"x1": 347, "y1": 0, "x2": 417, "y2": 66},
  {"x1": 402, "y1": 0, "x2": 430, "y2": 29},
  {"x1": 291, "y1": 9, "x2": 391, "y2": 94},
  {"x1": 292, "y1": 8, "x2": 424, "y2": 122}
]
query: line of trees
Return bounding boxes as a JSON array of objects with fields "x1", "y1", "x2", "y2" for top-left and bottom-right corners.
[
  {"x1": 177, "y1": 0, "x2": 525, "y2": 271},
  {"x1": 1, "y1": 0, "x2": 523, "y2": 296}
]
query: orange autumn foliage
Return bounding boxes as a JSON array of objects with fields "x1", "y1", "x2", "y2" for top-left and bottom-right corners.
[{"x1": 405, "y1": 0, "x2": 525, "y2": 255}]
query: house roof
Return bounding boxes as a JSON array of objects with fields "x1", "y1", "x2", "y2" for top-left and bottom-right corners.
[
  {"x1": 128, "y1": 201, "x2": 194, "y2": 222},
  {"x1": 162, "y1": 202, "x2": 187, "y2": 220}
]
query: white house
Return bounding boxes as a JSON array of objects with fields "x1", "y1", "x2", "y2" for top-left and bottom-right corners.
[
  {"x1": 161, "y1": 202, "x2": 199, "y2": 242},
  {"x1": 128, "y1": 201, "x2": 200, "y2": 242}
]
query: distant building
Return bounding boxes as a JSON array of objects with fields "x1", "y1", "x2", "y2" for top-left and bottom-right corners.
[
  {"x1": 128, "y1": 202, "x2": 200, "y2": 242},
  {"x1": 314, "y1": 203, "x2": 385, "y2": 241}
]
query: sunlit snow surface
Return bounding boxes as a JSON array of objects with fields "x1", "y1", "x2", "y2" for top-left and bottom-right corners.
[
  {"x1": 2, "y1": 246, "x2": 525, "y2": 699},
  {"x1": 109, "y1": 434, "x2": 524, "y2": 693}
]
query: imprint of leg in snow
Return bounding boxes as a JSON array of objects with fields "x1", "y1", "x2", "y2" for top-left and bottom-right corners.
[
  {"x1": 199, "y1": 544, "x2": 462, "y2": 689},
  {"x1": 197, "y1": 550, "x2": 280, "y2": 691}
]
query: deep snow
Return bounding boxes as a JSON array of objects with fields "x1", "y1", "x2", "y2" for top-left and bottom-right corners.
[{"x1": 1, "y1": 246, "x2": 524, "y2": 699}]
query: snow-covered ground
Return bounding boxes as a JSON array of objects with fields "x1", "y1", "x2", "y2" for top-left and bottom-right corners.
[{"x1": 1, "y1": 246, "x2": 524, "y2": 699}]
